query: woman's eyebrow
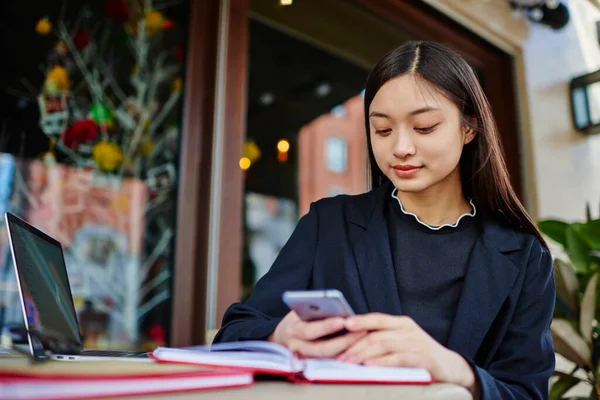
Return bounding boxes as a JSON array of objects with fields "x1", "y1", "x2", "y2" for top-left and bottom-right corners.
[
  {"x1": 369, "y1": 111, "x2": 389, "y2": 118},
  {"x1": 408, "y1": 106, "x2": 440, "y2": 116},
  {"x1": 369, "y1": 107, "x2": 440, "y2": 119}
]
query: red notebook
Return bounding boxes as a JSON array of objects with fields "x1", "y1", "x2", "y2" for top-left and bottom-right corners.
[
  {"x1": 151, "y1": 341, "x2": 433, "y2": 385},
  {"x1": 0, "y1": 359, "x2": 253, "y2": 400}
]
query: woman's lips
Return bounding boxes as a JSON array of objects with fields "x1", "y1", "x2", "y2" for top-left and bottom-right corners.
[{"x1": 392, "y1": 165, "x2": 422, "y2": 178}]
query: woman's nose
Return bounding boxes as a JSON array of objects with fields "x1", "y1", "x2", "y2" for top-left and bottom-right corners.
[{"x1": 392, "y1": 131, "x2": 416, "y2": 158}]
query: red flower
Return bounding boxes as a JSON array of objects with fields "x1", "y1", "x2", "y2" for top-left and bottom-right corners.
[
  {"x1": 62, "y1": 119, "x2": 99, "y2": 149},
  {"x1": 148, "y1": 324, "x2": 165, "y2": 342},
  {"x1": 105, "y1": 0, "x2": 129, "y2": 22},
  {"x1": 74, "y1": 30, "x2": 91, "y2": 50}
]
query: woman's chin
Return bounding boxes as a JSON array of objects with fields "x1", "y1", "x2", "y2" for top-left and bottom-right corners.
[{"x1": 388, "y1": 177, "x2": 431, "y2": 193}]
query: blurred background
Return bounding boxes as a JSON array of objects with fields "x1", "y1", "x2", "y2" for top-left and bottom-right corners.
[{"x1": 0, "y1": 0, "x2": 599, "y2": 385}]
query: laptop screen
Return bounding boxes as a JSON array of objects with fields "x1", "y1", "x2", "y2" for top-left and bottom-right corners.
[{"x1": 5, "y1": 213, "x2": 82, "y2": 355}]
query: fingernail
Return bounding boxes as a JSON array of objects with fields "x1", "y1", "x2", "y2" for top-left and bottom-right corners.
[
  {"x1": 345, "y1": 318, "x2": 356, "y2": 329},
  {"x1": 337, "y1": 354, "x2": 346, "y2": 362}
]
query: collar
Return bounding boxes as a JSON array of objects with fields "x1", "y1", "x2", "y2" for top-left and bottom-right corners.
[
  {"x1": 391, "y1": 187, "x2": 476, "y2": 231},
  {"x1": 348, "y1": 181, "x2": 521, "y2": 253}
]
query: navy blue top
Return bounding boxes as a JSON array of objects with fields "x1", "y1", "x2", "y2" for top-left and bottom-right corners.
[
  {"x1": 214, "y1": 181, "x2": 556, "y2": 400},
  {"x1": 387, "y1": 190, "x2": 478, "y2": 346}
]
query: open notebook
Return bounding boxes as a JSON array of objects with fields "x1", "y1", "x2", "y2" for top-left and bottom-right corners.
[
  {"x1": 152, "y1": 340, "x2": 433, "y2": 384},
  {"x1": 0, "y1": 359, "x2": 253, "y2": 400}
]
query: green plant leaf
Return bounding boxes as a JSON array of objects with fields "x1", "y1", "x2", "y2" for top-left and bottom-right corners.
[
  {"x1": 554, "y1": 258, "x2": 580, "y2": 317},
  {"x1": 551, "y1": 319, "x2": 592, "y2": 368},
  {"x1": 580, "y1": 272, "x2": 598, "y2": 343},
  {"x1": 567, "y1": 224, "x2": 592, "y2": 274},
  {"x1": 549, "y1": 373, "x2": 581, "y2": 400},
  {"x1": 539, "y1": 220, "x2": 569, "y2": 247},
  {"x1": 579, "y1": 220, "x2": 600, "y2": 249}
]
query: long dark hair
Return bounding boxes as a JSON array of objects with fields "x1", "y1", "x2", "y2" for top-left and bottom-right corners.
[{"x1": 364, "y1": 41, "x2": 546, "y2": 247}]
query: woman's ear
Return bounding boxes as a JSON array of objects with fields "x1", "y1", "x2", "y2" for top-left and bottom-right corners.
[{"x1": 463, "y1": 117, "x2": 477, "y2": 145}]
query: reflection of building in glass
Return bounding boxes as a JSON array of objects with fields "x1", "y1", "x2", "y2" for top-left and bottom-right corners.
[
  {"x1": 0, "y1": 158, "x2": 150, "y2": 346},
  {"x1": 244, "y1": 193, "x2": 296, "y2": 291},
  {"x1": 0, "y1": 154, "x2": 18, "y2": 332},
  {"x1": 0, "y1": 154, "x2": 15, "y2": 215},
  {"x1": 298, "y1": 95, "x2": 367, "y2": 217}
]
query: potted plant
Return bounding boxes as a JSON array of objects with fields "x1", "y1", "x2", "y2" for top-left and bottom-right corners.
[{"x1": 538, "y1": 205, "x2": 600, "y2": 399}]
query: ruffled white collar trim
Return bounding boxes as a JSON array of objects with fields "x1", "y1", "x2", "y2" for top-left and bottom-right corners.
[{"x1": 391, "y1": 188, "x2": 476, "y2": 231}]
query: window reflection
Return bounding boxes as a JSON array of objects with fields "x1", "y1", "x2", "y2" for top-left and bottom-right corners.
[
  {"x1": 326, "y1": 137, "x2": 348, "y2": 174},
  {"x1": 0, "y1": 0, "x2": 190, "y2": 351},
  {"x1": 242, "y1": 16, "x2": 370, "y2": 293}
]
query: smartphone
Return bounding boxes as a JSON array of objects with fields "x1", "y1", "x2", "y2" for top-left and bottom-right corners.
[{"x1": 282, "y1": 289, "x2": 355, "y2": 322}]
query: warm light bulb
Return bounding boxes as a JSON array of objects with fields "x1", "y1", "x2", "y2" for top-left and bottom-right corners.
[
  {"x1": 277, "y1": 139, "x2": 290, "y2": 153},
  {"x1": 239, "y1": 157, "x2": 251, "y2": 170},
  {"x1": 280, "y1": 0, "x2": 293, "y2": 5}
]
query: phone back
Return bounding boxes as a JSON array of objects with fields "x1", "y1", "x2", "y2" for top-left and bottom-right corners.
[{"x1": 282, "y1": 290, "x2": 355, "y2": 321}]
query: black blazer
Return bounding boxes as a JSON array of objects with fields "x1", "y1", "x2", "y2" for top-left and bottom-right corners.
[{"x1": 214, "y1": 182, "x2": 556, "y2": 400}]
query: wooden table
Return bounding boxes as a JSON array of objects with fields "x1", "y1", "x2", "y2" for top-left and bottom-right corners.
[
  {"x1": 0, "y1": 353, "x2": 472, "y2": 400},
  {"x1": 129, "y1": 381, "x2": 473, "y2": 399}
]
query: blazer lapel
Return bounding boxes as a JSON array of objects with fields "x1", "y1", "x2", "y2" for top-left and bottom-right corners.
[
  {"x1": 446, "y1": 215, "x2": 521, "y2": 358},
  {"x1": 348, "y1": 183, "x2": 402, "y2": 316}
]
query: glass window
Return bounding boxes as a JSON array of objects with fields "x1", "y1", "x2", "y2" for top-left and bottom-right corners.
[
  {"x1": 0, "y1": 0, "x2": 190, "y2": 351},
  {"x1": 325, "y1": 136, "x2": 348, "y2": 173},
  {"x1": 240, "y1": 0, "x2": 417, "y2": 294}
]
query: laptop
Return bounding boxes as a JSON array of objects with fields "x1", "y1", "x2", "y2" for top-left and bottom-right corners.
[{"x1": 4, "y1": 212, "x2": 148, "y2": 361}]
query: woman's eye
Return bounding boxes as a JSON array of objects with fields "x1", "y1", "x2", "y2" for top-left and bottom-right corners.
[
  {"x1": 375, "y1": 128, "x2": 392, "y2": 135},
  {"x1": 414, "y1": 124, "x2": 438, "y2": 133}
]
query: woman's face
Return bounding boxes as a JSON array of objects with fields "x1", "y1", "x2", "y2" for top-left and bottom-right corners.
[{"x1": 369, "y1": 75, "x2": 474, "y2": 194}]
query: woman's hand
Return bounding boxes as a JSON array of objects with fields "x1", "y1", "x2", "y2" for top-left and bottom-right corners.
[
  {"x1": 338, "y1": 313, "x2": 479, "y2": 395},
  {"x1": 268, "y1": 311, "x2": 367, "y2": 358}
]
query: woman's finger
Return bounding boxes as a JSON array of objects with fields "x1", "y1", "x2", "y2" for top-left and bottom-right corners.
[
  {"x1": 338, "y1": 330, "x2": 395, "y2": 363},
  {"x1": 312, "y1": 331, "x2": 368, "y2": 358},
  {"x1": 344, "y1": 313, "x2": 411, "y2": 332},
  {"x1": 296, "y1": 317, "x2": 345, "y2": 341},
  {"x1": 291, "y1": 331, "x2": 367, "y2": 358}
]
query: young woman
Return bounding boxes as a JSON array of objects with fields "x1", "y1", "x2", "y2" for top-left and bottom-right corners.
[{"x1": 213, "y1": 41, "x2": 555, "y2": 400}]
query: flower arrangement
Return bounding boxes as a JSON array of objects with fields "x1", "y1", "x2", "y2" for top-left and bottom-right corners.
[
  {"x1": 24, "y1": 0, "x2": 184, "y2": 186},
  {"x1": 4, "y1": 0, "x2": 187, "y2": 349}
]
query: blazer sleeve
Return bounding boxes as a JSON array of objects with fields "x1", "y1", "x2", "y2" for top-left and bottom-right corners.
[
  {"x1": 212, "y1": 201, "x2": 320, "y2": 343},
  {"x1": 468, "y1": 242, "x2": 556, "y2": 400}
]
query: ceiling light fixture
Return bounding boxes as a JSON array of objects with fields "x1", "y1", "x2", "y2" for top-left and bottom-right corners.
[
  {"x1": 239, "y1": 157, "x2": 251, "y2": 170},
  {"x1": 277, "y1": 139, "x2": 290, "y2": 153}
]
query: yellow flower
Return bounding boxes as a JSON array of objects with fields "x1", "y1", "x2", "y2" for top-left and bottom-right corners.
[
  {"x1": 44, "y1": 66, "x2": 70, "y2": 94},
  {"x1": 145, "y1": 10, "x2": 164, "y2": 35},
  {"x1": 36, "y1": 18, "x2": 52, "y2": 35},
  {"x1": 92, "y1": 141, "x2": 124, "y2": 172}
]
